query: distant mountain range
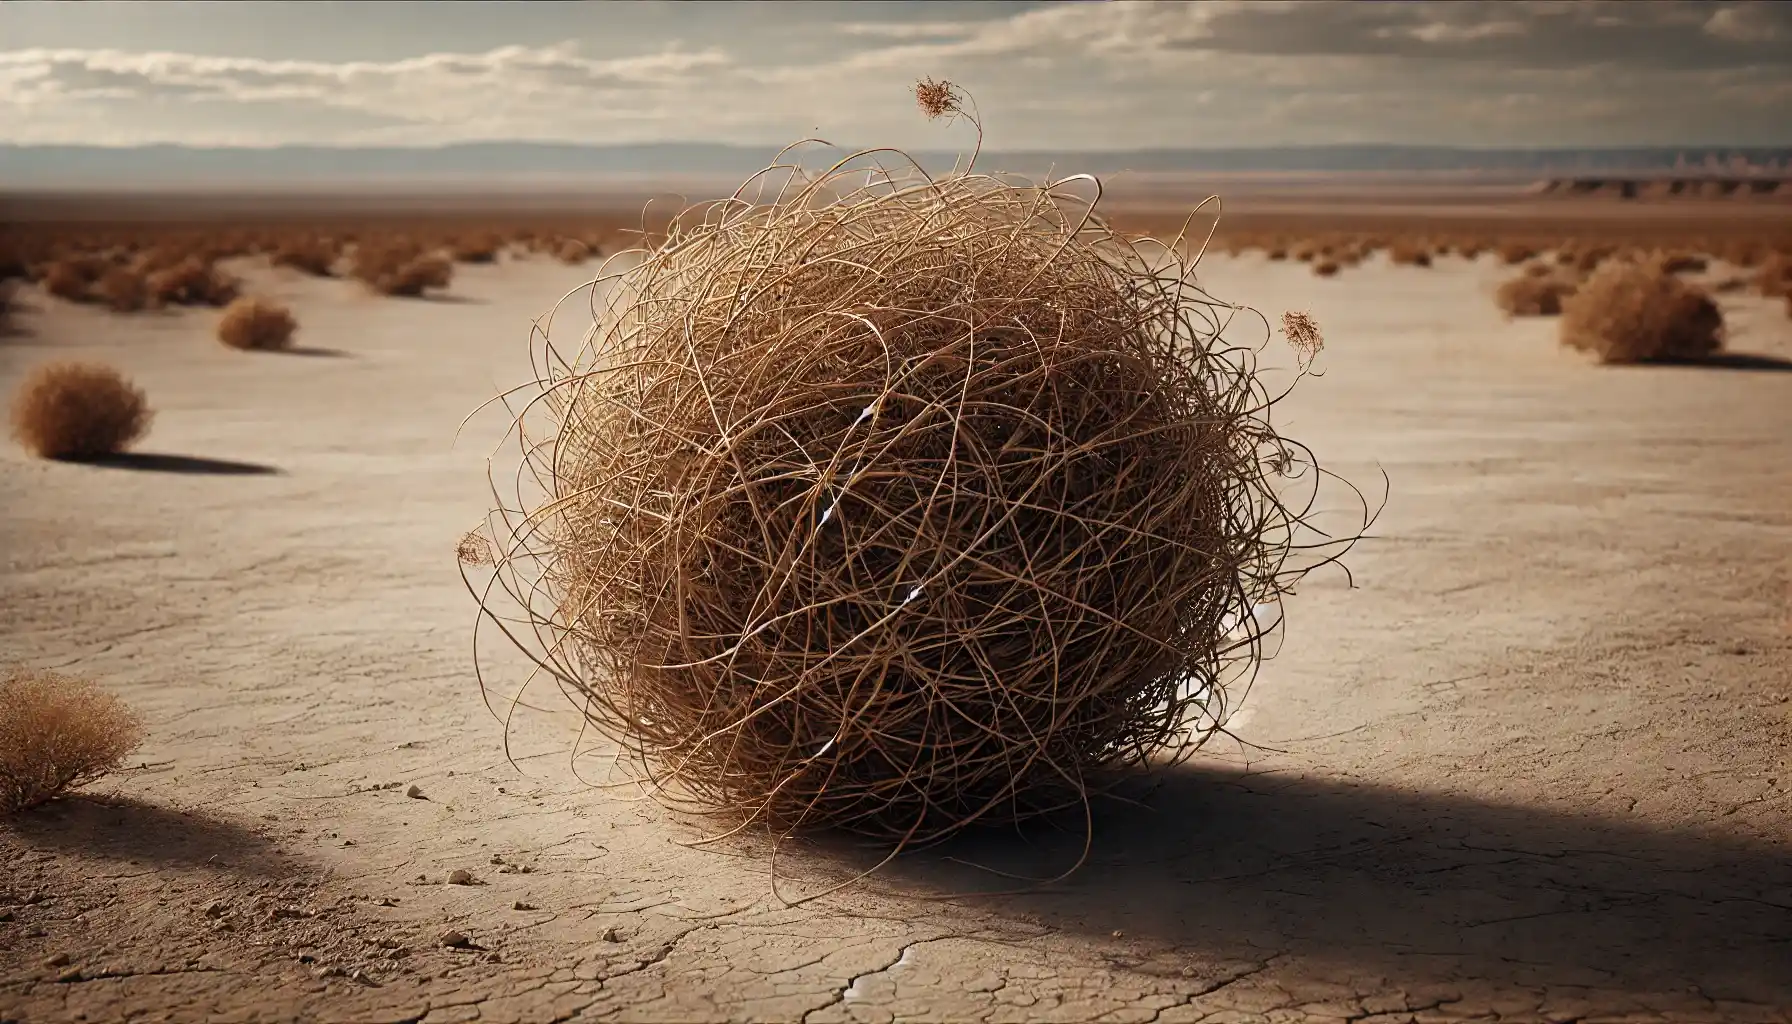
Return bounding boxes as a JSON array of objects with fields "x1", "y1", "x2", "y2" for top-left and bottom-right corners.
[{"x1": 4, "y1": 142, "x2": 1790, "y2": 188}]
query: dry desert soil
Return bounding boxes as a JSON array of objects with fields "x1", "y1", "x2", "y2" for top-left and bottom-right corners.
[{"x1": 2, "y1": 246, "x2": 1791, "y2": 1023}]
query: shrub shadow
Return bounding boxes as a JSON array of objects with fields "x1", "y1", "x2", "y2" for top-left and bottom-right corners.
[
  {"x1": 6, "y1": 794, "x2": 297, "y2": 877},
  {"x1": 1652, "y1": 351, "x2": 1792, "y2": 373},
  {"x1": 82, "y1": 452, "x2": 281, "y2": 476},
  {"x1": 281, "y1": 345, "x2": 352, "y2": 358},
  {"x1": 805, "y1": 761, "x2": 1792, "y2": 1005},
  {"x1": 419, "y1": 293, "x2": 485, "y2": 305}
]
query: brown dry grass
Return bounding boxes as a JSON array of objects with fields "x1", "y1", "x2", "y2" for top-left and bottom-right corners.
[
  {"x1": 8, "y1": 361, "x2": 154, "y2": 460},
  {"x1": 216, "y1": 296, "x2": 298, "y2": 351},
  {"x1": 1, "y1": 665, "x2": 145, "y2": 815},
  {"x1": 1313, "y1": 259, "x2": 1341, "y2": 277},
  {"x1": 1496, "y1": 271, "x2": 1579, "y2": 317},
  {"x1": 1560, "y1": 259, "x2": 1724, "y2": 364}
]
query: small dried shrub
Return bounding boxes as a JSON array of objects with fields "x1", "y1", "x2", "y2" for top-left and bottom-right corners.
[
  {"x1": 1496, "y1": 272, "x2": 1578, "y2": 317},
  {"x1": 40, "y1": 261, "x2": 95, "y2": 303},
  {"x1": 1560, "y1": 259, "x2": 1724, "y2": 364},
  {"x1": 1499, "y1": 243, "x2": 1538, "y2": 265},
  {"x1": 216, "y1": 296, "x2": 297, "y2": 351},
  {"x1": 1312, "y1": 259, "x2": 1340, "y2": 277},
  {"x1": 1, "y1": 666, "x2": 145, "y2": 814},
  {"x1": 272, "y1": 239, "x2": 338, "y2": 277},
  {"x1": 96, "y1": 268, "x2": 149, "y2": 312},
  {"x1": 1659, "y1": 253, "x2": 1708, "y2": 274},
  {"x1": 556, "y1": 239, "x2": 591, "y2": 265},
  {"x1": 1389, "y1": 244, "x2": 1431, "y2": 267},
  {"x1": 8, "y1": 361, "x2": 153, "y2": 459},
  {"x1": 353, "y1": 242, "x2": 453, "y2": 297},
  {"x1": 1265, "y1": 245, "x2": 1289, "y2": 261},
  {"x1": 1756, "y1": 253, "x2": 1792, "y2": 298},
  {"x1": 147, "y1": 259, "x2": 240, "y2": 307},
  {"x1": 451, "y1": 236, "x2": 501, "y2": 264}
]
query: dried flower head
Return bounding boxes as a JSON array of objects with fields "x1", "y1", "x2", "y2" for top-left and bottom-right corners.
[
  {"x1": 915, "y1": 78, "x2": 958, "y2": 119},
  {"x1": 1281, "y1": 311, "x2": 1324, "y2": 365},
  {"x1": 457, "y1": 529, "x2": 494, "y2": 567}
]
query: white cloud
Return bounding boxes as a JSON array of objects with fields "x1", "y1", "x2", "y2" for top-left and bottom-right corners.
[{"x1": 0, "y1": 2, "x2": 1787, "y2": 149}]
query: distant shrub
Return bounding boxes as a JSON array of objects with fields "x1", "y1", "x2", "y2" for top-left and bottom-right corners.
[
  {"x1": 1265, "y1": 245, "x2": 1289, "y2": 261},
  {"x1": 1560, "y1": 259, "x2": 1723, "y2": 364},
  {"x1": 1498, "y1": 243, "x2": 1538, "y2": 265},
  {"x1": 147, "y1": 259, "x2": 240, "y2": 307},
  {"x1": 556, "y1": 238, "x2": 591, "y2": 265},
  {"x1": 1389, "y1": 244, "x2": 1431, "y2": 267},
  {"x1": 353, "y1": 242, "x2": 454, "y2": 297},
  {"x1": 1496, "y1": 272, "x2": 1578, "y2": 317},
  {"x1": 1659, "y1": 253, "x2": 1708, "y2": 274},
  {"x1": 1, "y1": 665, "x2": 145, "y2": 815},
  {"x1": 451, "y1": 235, "x2": 501, "y2": 264},
  {"x1": 8, "y1": 360, "x2": 154, "y2": 459},
  {"x1": 1312, "y1": 259, "x2": 1340, "y2": 277},
  {"x1": 216, "y1": 296, "x2": 297, "y2": 351},
  {"x1": 96, "y1": 268, "x2": 150, "y2": 312},
  {"x1": 40, "y1": 261, "x2": 96, "y2": 303},
  {"x1": 272, "y1": 239, "x2": 339, "y2": 277},
  {"x1": 1756, "y1": 253, "x2": 1792, "y2": 298}
]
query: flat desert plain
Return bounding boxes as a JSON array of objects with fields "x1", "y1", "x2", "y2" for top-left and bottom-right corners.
[{"x1": 3, "y1": 204, "x2": 1792, "y2": 1023}]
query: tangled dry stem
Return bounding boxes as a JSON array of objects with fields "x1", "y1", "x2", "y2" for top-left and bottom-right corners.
[
  {"x1": 1, "y1": 666, "x2": 145, "y2": 814},
  {"x1": 465, "y1": 94, "x2": 1372, "y2": 883}
]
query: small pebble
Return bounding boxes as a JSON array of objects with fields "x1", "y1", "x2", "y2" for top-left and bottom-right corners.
[
  {"x1": 512, "y1": 901, "x2": 537, "y2": 911},
  {"x1": 203, "y1": 901, "x2": 227, "y2": 918},
  {"x1": 405, "y1": 785, "x2": 425, "y2": 799},
  {"x1": 57, "y1": 967, "x2": 82, "y2": 984},
  {"x1": 439, "y1": 929, "x2": 471, "y2": 949},
  {"x1": 24, "y1": 892, "x2": 44, "y2": 906},
  {"x1": 44, "y1": 953, "x2": 70, "y2": 968},
  {"x1": 0, "y1": 910, "x2": 13, "y2": 922},
  {"x1": 447, "y1": 869, "x2": 476, "y2": 886},
  {"x1": 601, "y1": 927, "x2": 621, "y2": 942}
]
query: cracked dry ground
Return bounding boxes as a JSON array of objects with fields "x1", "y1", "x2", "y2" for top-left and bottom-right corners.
[{"x1": 3, "y1": 252, "x2": 1791, "y2": 1024}]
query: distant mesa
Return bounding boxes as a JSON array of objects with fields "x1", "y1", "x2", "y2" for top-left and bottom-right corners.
[{"x1": 1527, "y1": 176, "x2": 1791, "y2": 201}]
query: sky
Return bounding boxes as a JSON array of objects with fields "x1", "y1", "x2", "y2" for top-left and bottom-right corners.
[{"x1": 1, "y1": 0, "x2": 1790, "y2": 151}]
